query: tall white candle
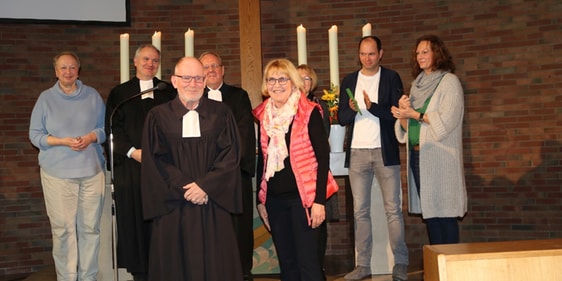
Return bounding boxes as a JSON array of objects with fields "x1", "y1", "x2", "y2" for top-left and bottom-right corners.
[
  {"x1": 119, "y1": 33, "x2": 129, "y2": 83},
  {"x1": 362, "y1": 23, "x2": 372, "y2": 37},
  {"x1": 328, "y1": 25, "x2": 339, "y2": 87},
  {"x1": 152, "y1": 31, "x2": 161, "y2": 78},
  {"x1": 297, "y1": 24, "x2": 307, "y2": 65},
  {"x1": 185, "y1": 29, "x2": 194, "y2": 57}
]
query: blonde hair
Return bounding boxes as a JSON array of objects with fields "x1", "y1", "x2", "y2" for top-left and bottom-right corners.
[
  {"x1": 297, "y1": 64, "x2": 318, "y2": 93},
  {"x1": 261, "y1": 59, "x2": 304, "y2": 97}
]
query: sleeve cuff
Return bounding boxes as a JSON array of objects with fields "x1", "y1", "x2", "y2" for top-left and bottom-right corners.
[{"x1": 126, "y1": 147, "x2": 136, "y2": 158}]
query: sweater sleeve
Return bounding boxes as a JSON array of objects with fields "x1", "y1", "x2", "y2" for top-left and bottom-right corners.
[
  {"x1": 394, "y1": 119, "x2": 407, "y2": 144},
  {"x1": 255, "y1": 122, "x2": 264, "y2": 206},
  {"x1": 92, "y1": 92, "x2": 106, "y2": 144},
  {"x1": 337, "y1": 74, "x2": 357, "y2": 126},
  {"x1": 309, "y1": 108, "x2": 329, "y2": 204},
  {"x1": 29, "y1": 93, "x2": 50, "y2": 150}
]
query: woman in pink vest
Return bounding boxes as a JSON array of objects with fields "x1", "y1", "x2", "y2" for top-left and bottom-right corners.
[{"x1": 254, "y1": 58, "x2": 338, "y2": 281}]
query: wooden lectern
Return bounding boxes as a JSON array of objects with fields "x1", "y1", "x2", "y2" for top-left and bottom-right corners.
[{"x1": 423, "y1": 239, "x2": 562, "y2": 281}]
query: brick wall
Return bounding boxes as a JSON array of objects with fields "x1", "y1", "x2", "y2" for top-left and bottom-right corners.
[{"x1": 1, "y1": 0, "x2": 561, "y2": 276}]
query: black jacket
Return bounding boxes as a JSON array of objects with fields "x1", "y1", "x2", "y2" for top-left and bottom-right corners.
[{"x1": 338, "y1": 66, "x2": 403, "y2": 167}]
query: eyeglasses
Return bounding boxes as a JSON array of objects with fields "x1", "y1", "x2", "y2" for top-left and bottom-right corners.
[
  {"x1": 302, "y1": 76, "x2": 312, "y2": 82},
  {"x1": 266, "y1": 77, "x2": 291, "y2": 86},
  {"x1": 173, "y1": 75, "x2": 205, "y2": 84},
  {"x1": 203, "y1": 64, "x2": 223, "y2": 70}
]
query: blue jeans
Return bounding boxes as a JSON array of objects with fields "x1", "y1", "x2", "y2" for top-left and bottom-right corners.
[
  {"x1": 41, "y1": 169, "x2": 105, "y2": 281},
  {"x1": 348, "y1": 148, "x2": 409, "y2": 266}
]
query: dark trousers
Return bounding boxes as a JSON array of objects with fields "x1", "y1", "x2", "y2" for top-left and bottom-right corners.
[
  {"x1": 267, "y1": 196, "x2": 324, "y2": 281},
  {"x1": 318, "y1": 221, "x2": 327, "y2": 272},
  {"x1": 410, "y1": 150, "x2": 460, "y2": 245},
  {"x1": 425, "y1": 217, "x2": 459, "y2": 244},
  {"x1": 232, "y1": 173, "x2": 255, "y2": 277}
]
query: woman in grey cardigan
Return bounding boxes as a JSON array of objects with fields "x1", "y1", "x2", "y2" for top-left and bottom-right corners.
[{"x1": 392, "y1": 34, "x2": 467, "y2": 244}]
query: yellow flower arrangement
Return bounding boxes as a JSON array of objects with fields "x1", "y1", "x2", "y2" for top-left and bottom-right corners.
[{"x1": 321, "y1": 83, "x2": 340, "y2": 125}]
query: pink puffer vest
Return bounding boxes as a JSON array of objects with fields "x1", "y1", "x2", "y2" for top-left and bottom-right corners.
[{"x1": 253, "y1": 93, "x2": 339, "y2": 210}]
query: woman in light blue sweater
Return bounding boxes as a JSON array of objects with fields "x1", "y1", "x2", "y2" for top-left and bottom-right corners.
[
  {"x1": 392, "y1": 35, "x2": 467, "y2": 245},
  {"x1": 29, "y1": 51, "x2": 106, "y2": 281}
]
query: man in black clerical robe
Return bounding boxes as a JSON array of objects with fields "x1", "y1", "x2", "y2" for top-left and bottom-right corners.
[
  {"x1": 140, "y1": 57, "x2": 243, "y2": 281},
  {"x1": 104, "y1": 44, "x2": 176, "y2": 281},
  {"x1": 199, "y1": 51, "x2": 256, "y2": 281}
]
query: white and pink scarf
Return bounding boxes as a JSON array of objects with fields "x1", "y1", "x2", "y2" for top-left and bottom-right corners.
[{"x1": 263, "y1": 90, "x2": 300, "y2": 180}]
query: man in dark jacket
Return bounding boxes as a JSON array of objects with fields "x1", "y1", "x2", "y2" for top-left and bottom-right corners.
[{"x1": 338, "y1": 36, "x2": 409, "y2": 281}]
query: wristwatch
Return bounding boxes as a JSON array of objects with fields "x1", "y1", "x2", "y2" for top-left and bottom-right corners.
[{"x1": 418, "y1": 112, "x2": 425, "y2": 123}]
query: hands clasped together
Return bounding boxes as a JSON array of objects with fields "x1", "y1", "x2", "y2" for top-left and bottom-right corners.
[
  {"x1": 65, "y1": 133, "x2": 95, "y2": 151},
  {"x1": 183, "y1": 182, "x2": 209, "y2": 205}
]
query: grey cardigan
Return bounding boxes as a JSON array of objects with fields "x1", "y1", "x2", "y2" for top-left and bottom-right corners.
[{"x1": 394, "y1": 73, "x2": 467, "y2": 219}]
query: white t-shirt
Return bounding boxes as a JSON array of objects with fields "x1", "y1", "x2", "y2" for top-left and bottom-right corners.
[{"x1": 351, "y1": 69, "x2": 382, "y2": 149}]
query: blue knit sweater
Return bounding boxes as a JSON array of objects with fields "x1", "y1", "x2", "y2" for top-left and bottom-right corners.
[{"x1": 29, "y1": 80, "x2": 106, "y2": 178}]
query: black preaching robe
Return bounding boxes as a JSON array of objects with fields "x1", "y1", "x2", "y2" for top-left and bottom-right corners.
[
  {"x1": 104, "y1": 77, "x2": 176, "y2": 274},
  {"x1": 141, "y1": 96, "x2": 243, "y2": 281},
  {"x1": 203, "y1": 83, "x2": 256, "y2": 276}
]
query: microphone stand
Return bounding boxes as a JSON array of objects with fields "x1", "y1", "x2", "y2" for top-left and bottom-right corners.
[{"x1": 108, "y1": 83, "x2": 163, "y2": 281}]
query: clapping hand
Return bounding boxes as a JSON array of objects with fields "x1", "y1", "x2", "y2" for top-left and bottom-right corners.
[{"x1": 392, "y1": 95, "x2": 415, "y2": 119}]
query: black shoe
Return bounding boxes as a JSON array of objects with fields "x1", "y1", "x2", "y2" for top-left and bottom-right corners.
[
  {"x1": 133, "y1": 274, "x2": 148, "y2": 281},
  {"x1": 392, "y1": 263, "x2": 408, "y2": 281}
]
